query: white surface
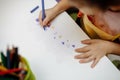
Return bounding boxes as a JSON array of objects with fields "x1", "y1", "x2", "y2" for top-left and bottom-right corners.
[{"x1": 0, "y1": 0, "x2": 120, "y2": 80}]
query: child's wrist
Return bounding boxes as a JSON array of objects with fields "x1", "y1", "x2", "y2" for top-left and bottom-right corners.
[
  {"x1": 106, "y1": 41, "x2": 120, "y2": 54},
  {"x1": 52, "y1": 7, "x2": 61, "y2": 16},
  {"x1": 110, "y1": 42, "x2": 120, "y2": 54}
]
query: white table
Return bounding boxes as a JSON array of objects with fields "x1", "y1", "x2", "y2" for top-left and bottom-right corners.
[{"x1": 0, "y1": 0, "x2": 120, "y2": 80}]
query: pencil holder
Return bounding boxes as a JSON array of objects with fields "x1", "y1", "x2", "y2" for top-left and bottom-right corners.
[
  {"x1": 0, "y1": 47, "x2": 36, "y2": 80},
  {"x1": 0, "y1": 55, "x2": 36, "y2": 80},
  {"x1": 19, "y1": 56, "x2": 36, "y2": 80}
]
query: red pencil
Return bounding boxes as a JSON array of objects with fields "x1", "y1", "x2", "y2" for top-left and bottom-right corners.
[{"x1": 0, "y1": 68, "x2": 22, "y2": 75}]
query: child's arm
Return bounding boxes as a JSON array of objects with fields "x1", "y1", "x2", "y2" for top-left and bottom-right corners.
[
  {"x1": 108, "y1": 41, "x2": 120, "y2": 55},
  {"x1": 39, "y1": 0, "x2": 72, "y2": 26},
  {"x1": 74, "y1": 39, "x2": 120, "y2": 68}
]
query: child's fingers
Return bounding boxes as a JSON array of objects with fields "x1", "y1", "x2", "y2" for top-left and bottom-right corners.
[
  {"x1": 42, "y1": 17, "x2": 50, "y2": 26},
  {"x1": 91, "y1": 58, "x2": 100, "y2": 68},
  {"x1": 81, "y1": 39, "x2": 100, "y2": 44},
  {"x1": 75, "y1": 46, "x2": 89, "y2": 53},
  {"x1": 81, "y1": 39, "x2": 92, "y2": 44},
  {"x1": 39, "y1": 11, "x2": 43, "y2": 26},
  {"x1": 79, "y1": 56, "x2": 94, "y2": 63},
  {"x1": 47, "y1": 22, "x2": 51, "y2": 27},
  {"x1": 42, "y1": 20, "x2": 48, "y2": 26},
  {"x1": 39, "y1": 11, "x2": 50, "y2": 27},
  {"x1": 74, "y1": 53, "x2": 90, "y2": 59}
]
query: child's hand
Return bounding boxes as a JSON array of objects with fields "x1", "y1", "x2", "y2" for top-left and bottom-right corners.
[
  {"x1": 74, "y1": 39, "x2": 113, "y2": 68},
  {"x1": 39, "y1": 8, "x2": 58, "y2": 26}
]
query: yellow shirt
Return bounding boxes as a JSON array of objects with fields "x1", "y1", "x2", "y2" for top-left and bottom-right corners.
[{"x1": 82, "y1": 15, "x2": 120, "y2": 42}]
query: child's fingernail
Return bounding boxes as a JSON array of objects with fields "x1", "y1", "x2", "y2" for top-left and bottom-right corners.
[
  {"x1": 79, "y1": 60, "x2": 83, "y2": 63},
  {"x1": 91, "y1": 65, "x2": 95, "y2": 68},
  {"x1": 75, "y1": 49, "x2": 78, "y2": 52}
]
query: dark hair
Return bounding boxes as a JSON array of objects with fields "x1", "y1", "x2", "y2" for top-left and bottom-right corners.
[{"x1": 86, "y1": 0, "x2": 120, "y2": 11}]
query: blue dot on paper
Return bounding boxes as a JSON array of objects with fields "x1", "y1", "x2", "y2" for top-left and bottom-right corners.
[
  {"x1": 62, "y1": 42, "x2": 65, "y2": 45},
  {"x1": 72, "y1": 45, "x2": 75, "y2": 48},
  {"x1": 36, "y1": 18, "x2": 39, "y2": 22},
  {"x1": 54, "y1": 37, "x2": 56, "y2": 39}
]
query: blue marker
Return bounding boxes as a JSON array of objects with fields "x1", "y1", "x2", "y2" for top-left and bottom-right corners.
[
  {"x1": 31, "y1": 5, "x2": 39, "y2": 13},
  {"x1": 41, "y1": 0, "x2": 46, "y2": 30}
]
